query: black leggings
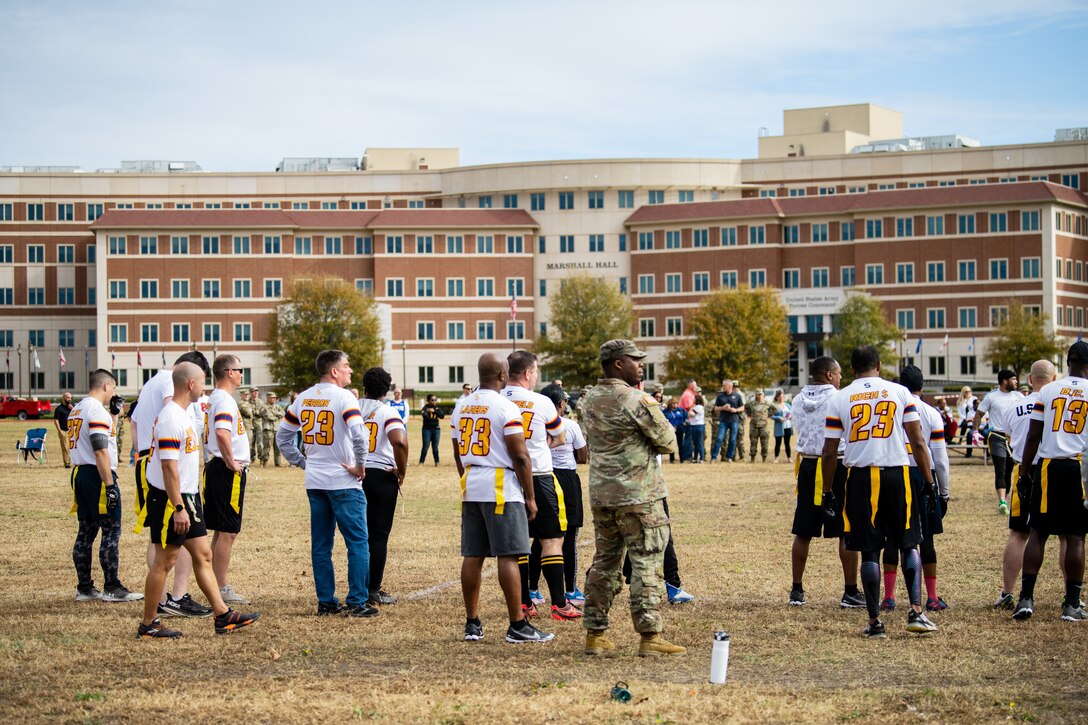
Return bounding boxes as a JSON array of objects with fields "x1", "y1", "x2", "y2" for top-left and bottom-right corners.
[
  {"x1": 363, "y1": 468, "x2": 400, "y2": 591},
  {"x1": 774, "y1": 430, "x2": 792, "y2": 458},
  {"x1": 73, "y1": 517, "x2": 122, "y2": 589}
]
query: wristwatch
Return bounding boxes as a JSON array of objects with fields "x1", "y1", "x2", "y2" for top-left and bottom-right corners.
[{"x1": 174, "y1": 504, "x2": 184, "y2": 512}]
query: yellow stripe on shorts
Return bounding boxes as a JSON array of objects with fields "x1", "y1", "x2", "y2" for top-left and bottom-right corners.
[
  {"x1": 230, "y1": 472, "x2": 242, "y2": 513},
  {"x1": 69, "y1": 465, "x2": 79, "y2": 515},
  {"x1": 553, "y1": 473, "x2": 568, "y2": 532},
  {"x1": 813, "y1": 462, "x2": 824, "y2": 506},
  {"x1": 869, "y1": 467, "x2": 880, "y2": 527},
  {"x1": 494, "y1": 468, "x2": 505, "y2": 515},
  {"x1": 902, "y1": 466, "x2": 911, "y2": 528},
  {"x1": 97, "y1": 478, "x2": 107, "y2": 516},
  {"x1": 459, "y1": 465, "x2": 469, "y2": 499},
  {"x1": 160, "y1": 502, "x2": 173, "y2": 549},
  {"x1": 842, "y1": 470, "x2": 851, "y2": 533},
  {"x1": 133, "y1": 456, "x2": 150, "y2": 535},
  {"x1": 1040, "y1": 459, "x2": 1051, "y2": 514},
  {"x1": 1010, "y1": 463, "x2": 1021, "y2": 517}
]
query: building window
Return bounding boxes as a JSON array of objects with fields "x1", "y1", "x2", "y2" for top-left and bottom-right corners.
[
  {"x1": 638, "y1": 232, "x2": 654, "y2": 250},
  {"x1": 55, "y1": 244, "x2": 75, "y2": 264},
  {"x1": 449, "y1": 366, "x2": 465, "y2": 383},
  {"x1": 665, "y1": 231, "x2": 681, "y2": 249},
  {"x1": 929, "y1": 357, "x2": 946, "y2": 377},
  {"x1": 27, "y1": 245, "x2": 44, "y2": 263},
  {"x1": 926, "y1": 261, "x2": 945, "y2": 283},
  {"x1": 476, "y1": 278, "x2": 494, "y2": 297},
  {"x1": 618, "y1": 190, "x2": 634, "y2": 209},
  {"x1": 87, "y1": 287, "x2": 95, "y2": 304},
  {"x1": 385, "y1": 235, "x2": 403, "y2": 254},
  {"x1": 865, "y1": 264, "x2": 884, "y2": 285},
  {"x1": 648, "y1": 190, "x2": 664, "y2": 205},
  {"x1": 416, "y1": 278, "x2": 435, "y2": 297},
  {"x1": 783, "y1": 269, "x2": 800, "y2": 289},
  {"x1": 639, "y1": 318, "x2": 656, "y2": 337},
  {"x1": 507, "y1": 278, "x2": 524, "y2": 297},
  {"x1": 1, "y1": 245, "x2": 17, "y2": 263},
  {"x1": 783, "y1": 225, "x2": 800, "y2": 244},
  {"x1": 86, "y1": 203, "x2": 103, "y2": 221},
  {"x1": 324, "y1": 236, "x2": 343, "y2": 255},
  {"x1": 811, "y1": 223, "x2": 828, "y2": 243},
  {"x1": 503, "y1": 194, "x2": 518, "y2": 209},
  {"x1": 477, "y1": 321, "x2": 495, "y2": 340},
  {"x1": 447, "y1": 322, "x2": 465, "y2": 340},
  {"x1": 172, "y1": 323, "x2": 190, "y2": 343},
  {"x1": 109, "y1": 280, "x2": 127, "y2": 299},
  {"x1": 841, "y1": 222, "x2": 855, "y2": 241},
  {"x1": 264, "y1": 279, "x2": 282, "y2": 298},
  {"x1": 140, "y1": 279, "x2": 159, "y2": 299},
  {"x1": 137, "y1": 236, "x2": 157, "y2": 254},
  {"x1": 927, "y1": 308, "x2": 946, "y2": 329},
  {"x1": 721, "y1": 227, "x2": 737, "y2": 246},
  {"x1": 57, "y1": 287, "x2": 74, "y2": 305},
  {"x1": 638, "y1": 274, "x2": 655, "y2": 294},
  {"x1": 27, "y1": 203, "x2": 44, "y2": 221},
  {"x1": 202, "y1": 236, "x2": 220, "y2": 254},
  {"x1": 355, "y1": 279, "x2": 373, "y2": 295},
  {"x1": 665, "y1": 273, "x2": 682, "y2": 293},
  {"x1": 896, "y1": 218, "x2": 914, "y2": 237},
  {"x1": 263, "y1": 235, "x2": 281, "y2": 254},
  {"x1": 721, "y1": 271, "x2": 737, "y2": 289},
  {"x1": 417, "y1": 322, "x2": 435, "y2": 340},
  {"x1": 109, "y1": 324, "x2": 127, "y2": 343},
  {"x1": 27, "y1": 288, "x2": 44, "y2": 305},
  {"x1": 788, "y1": 188, "x2": 805, "y2": 197},
  {"x1": 560, "y1": 235, "x2": 575, "y2": 253},
  {"x1": 0, "y1": 288, "x2": 12, "y2": 305},
  {"x1": 140, "y1": 324, "x2": 159, "y2": 343},
  {"x1": 866, "y1": 219, "x2": 883, "y2": 238},
  {"x1": 414, "y1": 236, "x2": 433, "y2": 254},
  {"x1": 354, "y1": 236, "x2": 372, "y2": 255},
  {"x1": 926, "y1": 216, "x2": 944, "y2": 235},
  {"x1": 958, "y1": 260, "x2": 977, "y2": 281},
  {"x1": 692, "y1": 229, "x2": 708, "y2": 248},
  {"x1": 202, "y1": 323, "x2": 221, "y2": 342},
  {"x1": 957, "y1": 214, "x2": 976, "y2": 234},
  {"x1": 989, "y1": 259, "x2": 1008, "y2": 280},
  {"x1": 559, "y1": 191, "x2": 574, "y2": 210},
  {"x1": 1021, "y1": 210, "x2": 1040, "y2": 231},
  {"x1": 291, "y1": 236, "x2": 310, "y2": 255},
  {"x1": 693, "y1": 272, "x2": 709, "y2": 292},
  {"x1": 530, "y1": 193, "x2": 545, "y2": 211},
  {"x1": 202, "y1": 279, "x2": 220, "y2": 298},
  {"x1": 897, "y1": 310, "x2": 915, "y2": 330},
  {"x1": 506, "y1": 235, "x2": 524, "y2": 254},
  {"x1": 447, "y1": 236, "x2": 463, "y2": 254},
  {"x1": 233, "y1": 235, "x2": 251, "y2": 254},
  {"x1": 419, "y1": 366, "x2": 434, "y2": 384},
  {"x1": 478, "y1": 195, "x2": 492, "y2": 209},
  {"x1": 507, "y1": 321, "x2": 525, "y2": 340},
  {"x1": 1017, "y1": 257, "x2": 1040, "y2": 279},
  {"x1": 386, "y1": 278, "x2": 404, "y2": 297},
  {"x1": 990, "y1": 306, "x2": 1009, "y2": 327},
  {"x1": 447, "y1": 278, "x2": 465, "y2": 297},
  {"x1": 476, "y1": 235, "x2": 494, "y2": 253},
  {"x1": 960, "y1": 356, "x2": 977, "y2": 375},
  {"x1": 749, "y1": 269, "x2": 766, "y2": 287},
  {"x1": 666, "y1": 317, "x2": 683, "y2": 336},
  {"x1": 958, "y1": 307, "x2": 977, "y2": 328},
  {"x1": 589, "y1": 234, "x2": 605, "y2": 252},
  {"x1": 1061, "y1": 173, "x2": 1080, "y2": 189},
  {"x1": 748, "y1": 226, "x2": 766, "y2": 245},
  {"x1": 678, "y1": 190, "x2": 694, "y2": 203},
  {"x1": 588, "y1": 190, "x2": 604, "y2": 209},
  {"x1": 989, "y1": 212, "x2": 1008, "y2": 232},
  {"x1": 896, "y1": 263, "x2": 914, "y2": 284},
  {"x1": 233, "y1": 279, "x2": 251, "y2": 297},
  {"x1": 812, "y1": 267, "x2": 829, "y2": 288}
]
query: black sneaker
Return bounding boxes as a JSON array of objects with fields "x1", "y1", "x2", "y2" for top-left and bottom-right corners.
[
  {"x1": 317, "y1": 601, "x2": 346, "y2": 616},
  {"x1": 137, "y1": 618, "x2": 182, "y2": 639},
  {"x1": 505, "y1": 619, "x2": 555, "y2": 644},
  {"x1": 162, "y1": 594, "x2": 214, "y2": 618},
  {"x1": 214, "y1": 608, "x2": 260, "y2": 634},
  {"x1": 906, "y1": 609, "x2": 938, "y2": 633},
  {"x1": 102, "y1": 585, "x2": 144, "y2": 603},
  {"x1": 367, "y1": 590, "x2": 398, "y2": 606},
  {"x1": 464, "y1": 620, "x2": 484, "y2": 641},
  {"x1": 1013, "y1": 597, "x2": 1034, "y2": 620},
  {"x1": 862, "y1": 620, "x2": 886, "y2": 639},
  {"x1": 346, "y1": 604, "x2": 380, "y2": 618},
  {"x1": 788, "y1": 588, "x2": 806, "y2": 606},
  {"x1": 840, "y1": 591, "x2": 866, "y2": 609},
  {"x1": 75, "y1": 585, "x2": 102, "y2": 602}
]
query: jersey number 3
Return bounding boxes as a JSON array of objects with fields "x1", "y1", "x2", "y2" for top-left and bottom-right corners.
[
  {"x1": 457, "y1": 417, "x2": 491, "y2": 456},
  {"x1": 300, "y1": 410, "x2": 335, "y2": 445},
  {"x1": 848, "y1": 401, "x2": 897, "y2": 442}
]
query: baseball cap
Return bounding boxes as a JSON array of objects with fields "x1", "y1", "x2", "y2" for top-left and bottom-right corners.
[
  {"x1": 599, "y1": 339, "x2": 647, "y2": 363},
  {"x1": 649, "y1": 382, "x2": 664, "y2": 394},
  {"x1": 267, "y1": 391, "x2": 278, "y2": 398},
  {"x1": 998, "y1": 369, "x2": 1016, "y2": 383},
  {"x1": 238, "y1": 387, "x2": 249, "y2": 394}
]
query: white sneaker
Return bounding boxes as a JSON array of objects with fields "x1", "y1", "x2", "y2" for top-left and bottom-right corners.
[
  {"x1": 102, "y1": 585, "x2": 144, "y2": 602},
  {"x1": 75, "y1": 586, "x2": 102, "y2": 602},
  {"x1": 219, "y1": 584, "x2": 251, "y2": 605}
]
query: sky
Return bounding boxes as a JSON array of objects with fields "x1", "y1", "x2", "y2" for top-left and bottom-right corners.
[{"x1": 2, "y1": 0, "x2": 1087, "y2": 171}]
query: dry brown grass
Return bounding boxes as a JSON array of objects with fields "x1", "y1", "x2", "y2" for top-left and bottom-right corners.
[{"x1": 2, "y1": 419, "x2": 1087, "y2": 723}]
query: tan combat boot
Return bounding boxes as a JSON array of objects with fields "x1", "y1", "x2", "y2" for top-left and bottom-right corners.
[
  {"x1": 584, "y1": 630, "x2": 616, "y2": 655},
  {"x1": 638, "y1": 633, "x2": 686, "y2": 657}
]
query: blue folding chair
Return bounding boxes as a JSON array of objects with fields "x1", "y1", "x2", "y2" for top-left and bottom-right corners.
[{"x1": 16, "y1": 427, "x2": 48, "y2": 464}]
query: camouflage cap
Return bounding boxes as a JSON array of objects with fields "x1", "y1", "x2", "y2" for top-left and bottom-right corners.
[
  {"x1": 599, "y1": 339, "x2": 647, "y2": 363},
  {"x1": 266, "y1": 391, "x2": 278, "y2": 399},
  {"x1": 238, "y1": 387, "x2": 249, "y2": 394},
  {"x1": 649, "y1": 382, "x2": 664, "y2": 394}
]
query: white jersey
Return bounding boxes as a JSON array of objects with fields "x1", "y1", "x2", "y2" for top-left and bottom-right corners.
[
  {"x1": 146, "y1": 401, "x2": 201, "y2": 494},
  {"x1": 282, "y1": 383, "x2": 365, "y2": 490},
  {"x1": 68, "y1": 396, "x2": 113, "y2": 467},
  {"x1": 979, "y1": 389, "x2": 1023, "y2": 433},
  {"x1": 1005, "y1": 392, "x2": 1040, "y2": 464},
  {"x1": 133, "y1": 368, "x2": 173, "y2": 452},
  {"x1": 550, "y1": 417, "x2": 586, "y2": 470},
  {"x1": 450, "y1": 388, "x2": 526, "y2": 504},
  {"x1": 908, "y1": 398, "x2": 947, "y2": 467},
  {"x1": 204, "y1": 388, "x2": 250, "y2": 464},
  {"x1": 793, "y1": 383, "x2": 845, "y2": 456},
  {"x1": 108, "y1": 416, "x2": 119, "y2": 470},
  {"x1": 1029, "y1": 377, "x2": 1088, "y2": 460},
  {"x1": 501, "y1": 385, "x2": 562, "y2": 474},
  {"x1": 361, "y1": 399, "x2": 406, "y2": 470},
  {"x1": 825, "y1": 376, "x2": 919, "y2": 468}
]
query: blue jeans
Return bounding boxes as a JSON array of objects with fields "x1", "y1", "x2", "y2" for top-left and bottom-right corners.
[
  {"x1": 307, "y1": 487, "x2": 370, "y2": 606},
  {"x1": 420, "y1": 427, "x2": 440, "y2": 464},
  {"x1": 711, "y1": 419, "x2": 739, "y2": 460},
  {"x1": 688, "y1": 424, "x2": 705, "y2": 461},
  {"x1": 678, "y1": 423, "x2": 691, "y2": 461}
]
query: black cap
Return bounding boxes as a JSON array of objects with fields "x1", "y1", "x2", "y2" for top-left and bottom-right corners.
[
  {"x1": 899, "y1": 365, "x2": 924, "y2": 393},
  {"x1": 998, "y1": 369, "x2": 1016, "y2": 383}
]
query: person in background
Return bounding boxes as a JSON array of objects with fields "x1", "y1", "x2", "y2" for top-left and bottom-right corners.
[
  {"x1": 55, "y1": 391, "x2": 74, "y2": 468},
  {"x1": 419, "y1": 394, "x2": 444, "y2": 465},
  {"x1": 389, "y1": 387, "x2": 409, "y2": 425},
  {"x1": 772, "y1": 389, "x2": 793, "y2": 464},
  {"x1": 663, "y1": 397, "x2": 687, "y2": 464},
  {"x1": 687, "y1": 393, "x2": 706, "y2": 463}
]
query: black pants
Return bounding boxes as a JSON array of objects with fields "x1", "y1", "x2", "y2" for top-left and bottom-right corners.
[
  {"x1": 623, "y1": 498, "x2": 681, "y2": 588},
  {"x1": 420, "y1": 428, "x2": 440, "y2": 464},
  {"x1": 775, "y1": 429, "x2": 792, "y2": 458},
  {"x1": 363, "y1": 468, "x2": 400, "y2": 591}
]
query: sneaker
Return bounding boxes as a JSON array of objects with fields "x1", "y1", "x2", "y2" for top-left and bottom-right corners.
[
  {"x1": 1013, "y1": 597, "x2": 1034, "y2": 620},
  {"x1": 862, "y1": 620, "x2": 886, "y2": 639},
  {"x1": 316, "y1": 601, "x2": 346, "y2": 616},
  {"x1": 879, "y1": 597, "x2": 896, "y2": 612},
  {"x1": 102, "y1": 585, "x2": 144, "y2": 603},
  {"x1": 521, "y1": 603, "x2": 539, "y2": 619},
  {"x1": 219, "y1": 584, "x2": 251, "y2": 605},
  {"x1": 998, "y1": 501, "x2": 1010, "y2": 516},
  {"x1": 162, "y1": 594, "x2": 213, "y2": 618},
  {"x1": 214, "y1": 608, "x2": 260, "y2": 634},
  {"x1": 528, "y1": 589, "x2": 546, "y2": 606},
  {"x1": 906, "y1": 610, "x2": 938, "y2": 633},
  {"x1": 156, "y1": 602, "x2": 174, "y2": 617},
  {"x1": 346, "y1": 604, "x2": 380, "y2": 618},
  {"x1": 464, "y1": 620, "x2": 484, "y2": 641},
  {"x1": 1061, "y1": 604, "x2": 1088, "y2": 622},
  {"x1": 584, "y1": 630, "x2": 615, "y2": 655},
  {"x1": 840, "y1": 591, "x2": 867, "y2": 609},
  {"x1": 505, "y1": 620, "x2": 555, "y2": 644},
  {"x1": 137, "y1": 618, "x2": 182, "y2": 639},
  {"x1": 994, "y1": 592, "x2": 1015, "y2": 609},
  {"x1": 788, "y1": 588, "x2": 806, "y2": 606},
  {"x1": 565, "y1": 588, "x2": 586, "y2": 605},
  {"x1": 666, "y1": 582, "x2": 695, "y2": 604},
  {"x1": 75, "y1": 586, "x2": 102, "y2": 602},
  {"x1": 367, "y1": 590, "x2": 397, "y2": 606},
  {"x1": 638, "y1": 633, "x2": 686, "y2": 657},
  {"x1": 551, "y1": 603, "x2": 584, "y2": 621},
  {"x1": 925, "y1": 597, "x2": 948, "y2": 612}
]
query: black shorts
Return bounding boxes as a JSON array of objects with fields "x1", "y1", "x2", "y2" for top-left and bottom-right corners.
[
  {"x1": 912, "y1": 466, "x2": 943, "y2": 539},
  {"x1": 146, "y1": 486, "x2": 207, "y2": 548},
  {"x1": 1008, "y1": 462, "x2": 1030, "y2": 534},
  {"x1": 843, "y1": 465, "x2": 922, "y2": 552},
  {"x1": 133, "y1": 452, "x2": 151, "y2": 534},
  {"x1": 528, "y1": 473, "x2": 568, "y2": 539},
  {"x1": 1027, "y1": 458, "x2": 1088, "y2": 537},
  {"x1": 202, "y1": 457, "x2": 247, "y2": 533},
  {"x1": 461, "y1": 501, "x2": 530, "y2": 557},
  {"x1": 791, "y1": 457, "x2": 846, "y2": 538},
  {"x1": 72, "y1": 465, "x2": 120, "y2": 523},
  {"x1": 553, "y1": 468, "x2": 584, "y2": 529}
]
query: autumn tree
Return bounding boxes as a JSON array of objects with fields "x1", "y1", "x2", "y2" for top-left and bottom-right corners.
[
  {"x1": 662, "y1": 286, "x2": 791, "y2": 389},
  {"x1": 985, "y1": 301, "x2": 1064, "y2": 377},
  {"x1": 534, "y1": 275, "x2": 634, "y2": 388},
  {"x1": 267, "y1": 278, "x2": 384, "y2": 394},
  {"x1": 827, "y1": 293, "x2": 901, "y2": 381}
]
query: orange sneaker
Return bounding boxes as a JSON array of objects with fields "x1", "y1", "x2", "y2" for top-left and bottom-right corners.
[
  {"x1": 522, "y1": 603, "x2": 539, "y2": 619},
  {"x1": 551, "y1": 602, "x2": 584, "y2": 621}
]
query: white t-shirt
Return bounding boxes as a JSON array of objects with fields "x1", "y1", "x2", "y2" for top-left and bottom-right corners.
[
  {"x1": 501, "y1": 385, "x2": 562, "y2": 474},
  {"x1": 1005, "y1": 392, "x2": 1040, "y2": 464},
  {"x1": 908, "y1": 397, "x2": 947, "y2": 467},
  {"x1": 133, "y1": 369, "x2": 173, "y2": 452},
  {"x1": 362, "y1": 399, "x2": 406, "y2": 470},
  {"x1": 550, "y1": 417, "x2": 586, "y2": 470},
  {"x1": 146, "y1": 401, "x2": 201, "y2": 494},
  {"x1": 688, "y1": 404, "x2": 705, "y2": 426},
  {"x1": 204, "y1": 388, "x2": 250, "y2": 464},
  {"x1": 979, "y1": 388, "x2": 1024, "y2": 433},
  {"x1": 108, "y1": 416, "x2": 119, "y2": 470},
  {"x1": 825, "y1": 376, "x2": 919, "y2": 468},
  {"x1": 68, "y1": 396, "x2": 113, "y2": 468},
  {"x1": 957, "y1": 396, "x2": 977, "y2": 423},
  {"x1": 282, "y1": 383, "x2": 365, "y2": 490},
  {"x1": 450, "y1": 388, "x2": 526, "y2": 503},
  {"x1": 1029, "y1": 377, "x2": 1088, "y2": 460}
]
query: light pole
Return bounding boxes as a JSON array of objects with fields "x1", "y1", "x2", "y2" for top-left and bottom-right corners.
[
  {"x1": 400, "y1": 340, "x2": 407, "y2": 391},
  {"x1": 16, "y1": 344, "x2": 22, "y2": 398}
]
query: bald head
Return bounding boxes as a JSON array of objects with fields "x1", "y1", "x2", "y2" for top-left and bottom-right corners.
[
  {"x1": 172, "y1": 361, "x2": 206, "y2": 406},
  {"x1": 477, "y1": 353, "x2": 507, "y2": 391},
  {"x1": 1029, "y1": 359, "x2": 1057, "y2": 390}
]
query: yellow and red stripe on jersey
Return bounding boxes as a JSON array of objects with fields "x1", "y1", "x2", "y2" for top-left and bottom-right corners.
[
  {"x1": 284, "y1": 410, "x2": 300, "y2": 425},
  {"x1": 825, "y1": 416, "x2": 843, "y2": 430},
  {"x1": 157, "y1": 438, "x2": 182, "y2": 450}
]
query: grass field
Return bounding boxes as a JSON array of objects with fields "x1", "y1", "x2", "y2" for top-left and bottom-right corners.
[{"x1": 2, "y1": 418, "x2": 1087, "y2": 723}]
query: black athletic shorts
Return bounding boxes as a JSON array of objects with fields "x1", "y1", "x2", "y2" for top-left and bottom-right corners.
[
  {"x1": 912, "y1": 466, "x2": 943, "y2": 539},
  {"x1": 1027, "y1": 458, "x2": 1088, "y2": 537},
  {"x1": 133, "y1": 450, "x2": 151, "y2": 534},
  {"x1": 527, "y1": 473, "x2": 568, "y2": 539},
  {"x1": 203, "y1": 456, "x2": 247, "y2": 533},
  {"x1": 71, "y1": 465, "x2": 120, "y2": 523},
  {"x1": 1008, "y1": 461, "x2": 1030, "y2": 534},
  {"x1": 791, "y1": 456, "x2": 846, "y2": 538},
  {"x1": 553, "y1": 468, "x2": 584, "y2": 529},
  {"x1": 843, "y1": 465, "x2": 922, "y2": 552},
  {"x1": 146, "y1": 486, "x2": 207, "y2": 548}
]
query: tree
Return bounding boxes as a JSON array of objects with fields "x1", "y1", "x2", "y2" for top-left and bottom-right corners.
[
  {"x1": 534, "y1": 275, "x2": 634, "y2": 388},
  {"x1": 662, "y1": 286, "x2": 791, "y2": 389},
  {"x1": 985, "y1": 301, "x2": 1064, "y2": 377},
  {"x1": 827, "y1": 293, "x2": 901, "y2": 381},
  {"x1": 267, "y1": 278, "x2": 384, "y2": 394}
]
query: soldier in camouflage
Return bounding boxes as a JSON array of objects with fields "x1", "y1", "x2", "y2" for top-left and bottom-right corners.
[
  {"x1": 237, "y1": 388, "x2": 255, "y2": 461},
  {"x1": 261, "y1": 391, "x2": 285, "y2": 467},
  {"x1": 734, "y1": 381, "x2": 747, "y2": 461},
  {"x1": 249, "y1": 388, "x2": 266, "y2": 463},
  {"x1": 581, "y1": 339, "x2": 686, "y2": 658},
  {"x1": 745, "y1": 389, "x2": 774, "y2": 463}
]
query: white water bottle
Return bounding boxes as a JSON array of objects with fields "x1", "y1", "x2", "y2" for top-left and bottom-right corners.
[{"x1": 709, "y1": 630, "x2": 730, "y2": 684}]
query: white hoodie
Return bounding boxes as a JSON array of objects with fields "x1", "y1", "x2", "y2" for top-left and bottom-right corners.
[{"x1": 792, "y1": 384, "x2": 846, "y2": 457}]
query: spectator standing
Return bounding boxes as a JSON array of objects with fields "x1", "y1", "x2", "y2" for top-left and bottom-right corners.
[
  {"x1": 55, "y1": 391, "x2": 74, "y2": 468},
  {"x1": 663, "y1": 398, "x2": 687, "y2": 464},
  {"x1": 710, "y1": 380, "x2": 743, "y2": 462},
  {"x1": 687, "y1": 394, "x2": 706, "y2": 463},
  {"x1": 772, "y1": 389, "x2": 794, "y2": 463},
  {"x1": 419, "y1": 394, "x2": 444, "y2": 465}
]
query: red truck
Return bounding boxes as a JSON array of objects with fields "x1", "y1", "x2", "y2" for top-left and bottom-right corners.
[{"x1": 0, "y1": 396, "x2": 53, "y2": 420}]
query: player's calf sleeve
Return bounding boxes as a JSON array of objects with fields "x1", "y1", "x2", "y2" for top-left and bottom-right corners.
[
  {"x1": 540, "y1": 555, "x2": 567, "y2": 608},
  {"x1": 901, "y1": 547, "x2": 922, "y2": 607},
  {"x1": 562, "y1": 529, "x2": 578, "y2": 591},
  {"x1": 518, "y1": 555, "x2": 531, "y2": 607},
  {"x1": 920, "y1": 537, "x2": 937, "y2": 565},
  {"x1": 528, "y1": 540, "x2": 542, "y2": 591},
  {"x1": 860, "y1": 554, "x2": 881, "y2": 619}
]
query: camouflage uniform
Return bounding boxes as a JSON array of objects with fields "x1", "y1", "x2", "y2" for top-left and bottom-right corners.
[
  {"x1": 734, "y1": 385, "x2": 747, "y2": 460},
  {"x1": 237, "y1": 388, "x2": 255, "y2": 460},
  {"x1": 581, "y1": 342, "x2": 678, "y2": 636},
  {"x1": 115, "y1": 414, "x2": 126, "y2": 467},
  {"x1": 250, "y1": 391, "x2": 266, "y2": 462},
  {"x1": 745, "y1": 393, "x2": 774, "y2": 462},
  {"x1": 260, "y1": 394, "x2": 285, "y2": 466}
]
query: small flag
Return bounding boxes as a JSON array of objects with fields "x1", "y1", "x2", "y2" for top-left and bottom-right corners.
[
  {"x1": 32, "y1": 349, "x2": 41, "y2": 369},
  {"x1": 137, "y1": 350, "x2": 143, "y2": 367},
  {"x1": 938, "y1": 334, "x2": 949, "y2": 354},
  {"x1": 58, "y1": 349, "x2": 67, "y2": 367},
  {"x1": 5, "y1": 350, "x2": 8, "y2": 370},
  {"x1": 161, "y1": 350, "x2": 166, "y2": 367},
  {"x1": 111, "y1": 350, "x2": 116, "y2": 368},
  {"x1": 510, "y1": 294, "x2": 517, "y2": 321},
  {"x1": 84, "y1": 348, "x2": 89, "y2": 369},
  {"x1": 914, "y1": 338, "x2": 922, "y2": 355},
  {"x1": 968, "y1": 336, "x2": 974, "y2": 354}
]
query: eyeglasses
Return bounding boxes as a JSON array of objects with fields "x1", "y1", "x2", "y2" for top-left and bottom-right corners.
[{"x1": 228, "y1": 368, "x2": 244, "y2": 373}]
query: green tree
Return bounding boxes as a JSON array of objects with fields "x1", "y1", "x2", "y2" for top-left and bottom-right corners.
[
  {"x1": 534, "y1": 275, "x2": 634, "y2": 388},
  {"x1": 827, "y1": 293, "x2": 901, "y2": 381},
  {"x1": 662, "y1": 286, "x2": 791, "y2": 389},
  {"x1": 985, "y1": 301, "x2": 1064, "y2": 377},
  {"x1": 267, "y1": 278, "x2": 384, "y2": 394}
]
